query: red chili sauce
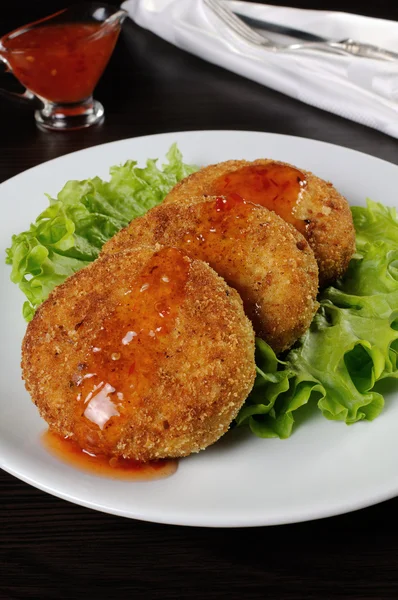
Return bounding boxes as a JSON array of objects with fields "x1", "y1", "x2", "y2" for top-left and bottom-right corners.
[
  {"x1": 1, "y1": 22, "x2": 120, "y2": 103},
  {"x1": 179, "y1": 193, "x2": 266, "y2": 327},
  {"x1": 183, "y1": 192, "x2": 257, "y2": 251},
  {"x1": 212, "y1": 164, "x2": 308, "y2": 233},
  {"x1": 42, "y1": 430, "x2": 177, "y2": 481},
  {"x1": 71, "y1": 247, "x2": 189, "y2": 457},
  {"x1": 41, "y1": 247, "x2": 188, "y2": 480}
]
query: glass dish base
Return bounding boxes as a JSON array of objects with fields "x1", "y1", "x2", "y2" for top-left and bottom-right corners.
[{"x1": 35, "y1": 97, "x2": 104, "y2": 131}]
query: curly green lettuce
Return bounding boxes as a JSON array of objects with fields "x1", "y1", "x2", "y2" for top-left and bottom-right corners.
[
  {"x1": 5, "y1": 144, "x2": 197, "y2": 321},
  {"x1": 237, "y1": 199, "x2": 398, "y2": 437}
]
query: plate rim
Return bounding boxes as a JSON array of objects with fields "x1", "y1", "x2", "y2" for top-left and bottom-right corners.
[
  {"x1": 1, "y1": 129, "x2": 397, "y2": 191},
  {"x1": 2, "y1": 458, "x2": 398, "y2": 528}
]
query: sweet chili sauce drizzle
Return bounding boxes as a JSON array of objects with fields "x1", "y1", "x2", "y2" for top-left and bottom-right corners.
[
  {"x1": 1, "y1": 22, "x2": 120, "y2": 103},
  {"x1": 179, "y1": 194, "x2": 265, "y2": 284},
  {"x1": 42, "y1": 430, "x2": 177, "y2": 481},
  {"x1": 183, "y1": 193, "x2": 258, "y2": 250},
  {"x1": 71, "y1": 247, "x2": 189, "y2": 460},
  {"x1": 212, "y1": 163, "x2": 307, "y2": 233}
]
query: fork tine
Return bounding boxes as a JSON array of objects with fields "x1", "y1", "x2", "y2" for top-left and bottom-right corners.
[
  {"x1": 203, "y1": 0, "x2": 268, "y2": 46},
  {"x1": 204, "y1": 0, "x2": 263, "y2": 43}
]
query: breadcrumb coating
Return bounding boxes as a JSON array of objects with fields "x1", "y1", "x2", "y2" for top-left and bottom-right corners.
[
  {"x1": 103, "y1": 195, "x2": 319, "y2": 353},
  {"x1": 163, "y1": 159, "x2": 356, "y2": 286},
  {"x1": 22, "y1": 246, "x2": 256, "y2": 461}
]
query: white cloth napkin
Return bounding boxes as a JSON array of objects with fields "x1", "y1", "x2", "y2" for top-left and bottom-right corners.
[{"x1": 121, "y1": 0, "x2": 398, "y2": 139}]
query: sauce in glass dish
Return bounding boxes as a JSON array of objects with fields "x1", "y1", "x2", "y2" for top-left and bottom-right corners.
[
  {"x1": 1, "y1": 22, "x2": 120, "y2": 104},
  {"x1": 42, "y1": 430, "x2": 178, "y2": 481}
]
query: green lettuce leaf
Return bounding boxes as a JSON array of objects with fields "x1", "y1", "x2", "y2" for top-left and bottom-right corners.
[
  {"x1": 237, "y1": 199, "x2": 398, "y2": 437},
  {"x1": 5, "y1": 144, "x2": 197, "y2": 320}
]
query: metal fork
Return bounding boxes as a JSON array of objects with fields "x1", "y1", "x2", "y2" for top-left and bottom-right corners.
[{"x1": 203, "y1": 0, "x2": 398, "y2": 61}]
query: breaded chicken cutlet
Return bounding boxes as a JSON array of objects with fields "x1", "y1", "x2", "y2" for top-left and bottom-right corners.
[
  {"x1": 22, "y1": 246, "x2": 255, "y2": 461},
  {"x1": 163, "y1": 159, "x2": 356, "y2": 286},
  {"x1": 103, "y1": 195, "x2": 319, "y2": 353}
]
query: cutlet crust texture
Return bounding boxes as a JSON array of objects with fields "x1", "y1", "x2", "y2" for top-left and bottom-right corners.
[
  {"x1": 163, "y1": 159, "x2": 356, "y2": 286},
  {"x1": 22, "y1": 246, "x2": 256, "y2": 461},
  {"x1": 103, "y1": 196, "x2": 319, "y2": 353}
]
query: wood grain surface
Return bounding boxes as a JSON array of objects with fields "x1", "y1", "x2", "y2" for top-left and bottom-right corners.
[{"x1": 1, "y1": 2, "x2": 398, "y2": 599}]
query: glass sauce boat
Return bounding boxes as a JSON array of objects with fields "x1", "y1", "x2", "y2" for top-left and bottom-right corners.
[{"x1": 0, "y1": 3, "x2": 127, "y2": 130}]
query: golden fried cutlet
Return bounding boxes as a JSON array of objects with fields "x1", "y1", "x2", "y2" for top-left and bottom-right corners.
[
  {"x1": 22, "y1": 246, "x2": 255, "y2": 461},
  {"x1": 163, "y1": 159, "x2": 356, "y2": 286},
  {"x1": 103, "y1": 195, "x2": 319, "y2": 353}
]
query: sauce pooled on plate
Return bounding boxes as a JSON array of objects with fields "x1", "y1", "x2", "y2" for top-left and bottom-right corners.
[{"x1": 42, "y1": 430, "x2": 177, "y2": 480}]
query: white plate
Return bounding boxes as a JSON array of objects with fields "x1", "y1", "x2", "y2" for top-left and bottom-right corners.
[{"x1": 1, "y1": 130, "x2": 397, "y2": 528}]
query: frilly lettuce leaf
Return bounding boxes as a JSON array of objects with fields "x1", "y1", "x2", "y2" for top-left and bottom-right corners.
[
  {"x1": 5, "y1": 144, "x2": 197, "y2": 320},
  {"x1": 237, "y1": 199, "x2": 398, "y2": 437}
]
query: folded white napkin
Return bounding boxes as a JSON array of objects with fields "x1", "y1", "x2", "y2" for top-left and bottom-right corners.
[{"x1": 122, "y1": 0, "x2": 398, "y2": 139}]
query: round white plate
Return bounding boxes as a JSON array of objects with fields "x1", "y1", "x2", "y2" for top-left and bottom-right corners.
[{"x1": 1, "y1": 130, "x2": 397, "y2": 528}]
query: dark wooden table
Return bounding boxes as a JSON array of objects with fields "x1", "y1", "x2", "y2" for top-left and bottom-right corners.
[{"x1": 1, "y1": 2, "x2": 398, "y2": 598}]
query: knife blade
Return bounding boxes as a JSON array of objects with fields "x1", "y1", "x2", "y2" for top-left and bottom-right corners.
[{"x1": 233, "y1": 12, "x2": 330, "y2": 43}]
